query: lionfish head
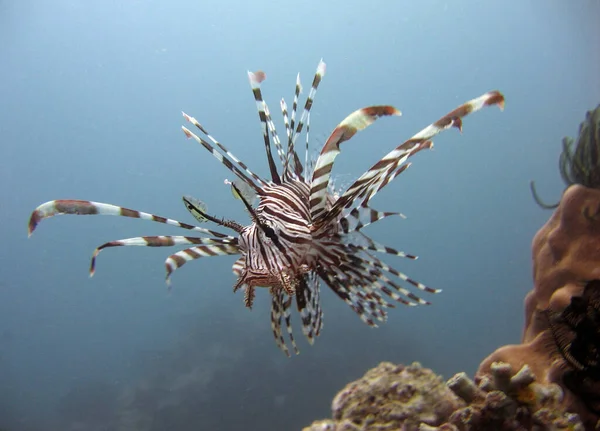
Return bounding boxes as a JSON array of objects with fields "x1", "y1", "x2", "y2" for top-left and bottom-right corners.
[{"x1": 230, "y1": 181, "x2": 315, "y2": 308}]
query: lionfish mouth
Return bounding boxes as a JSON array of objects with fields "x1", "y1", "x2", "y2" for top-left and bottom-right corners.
[{"x1": 28, "y1": 60, "x2": 505, "y2": 356}]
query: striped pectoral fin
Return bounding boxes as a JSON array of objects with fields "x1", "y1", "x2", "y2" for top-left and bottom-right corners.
[
  {"x1": 28, "y1": 199, "x2": 114, "y2": 236},
  {"x1": 317, "y1": 243, "x2": 429, "y2": 321},
  {"x1": 89, "y1": 236, "x2": 235, "y2": 277},
  {"x1": 317, "y1": 266, "x2": 386, "y2": 327},
  {"x1": 358, "y1": 251, "x2": 441, "y2": 303},
  {"x1": 294, "y1": 272, "x2": 323, "y2": 345},
  {"x1": 281, "y1": 293, "x2": 299, "y2": 355},
  {"x1": 164, "y1": 243, "x2": 240, "y2": 287},
  {"x1": 270, "y1": 289, "x2": 292, "y2": 357},
  {"x1": 232, "y1": 256, "x2": 245, "y2": 277},
  {"x1": 340, "y1": 204, "x2": 407, "y2": 233},
  {"x1": 309, "y1": 105, "x2": 402, "y2": 224},
  {"x1": 331, "y1": 261, "x2": 400, "y2": 313},
  {"x1": 28, "y1": 199, "x2": 232, "y2": 238},
  {"x1": 311, "y1": 290, "x2": 323, "y2": 338},
  {"x1": 324, "y1": 142, "x2": 431, "y2": 229},
  {"x1": 308, "y1": 273, "x2": 324, "y2": 337},
  {"x1": 327, "y1": 258, "x2": 427, "y2": 323},
  {"x1": 325, "y1": 91, "x2": 505, "y2": 227},
  {"x1": 345, "y1": 232, "x2": 418, "y2": 261},
  {"x1": 367, "y1": 267, "x2": 430, "y2": 306}
]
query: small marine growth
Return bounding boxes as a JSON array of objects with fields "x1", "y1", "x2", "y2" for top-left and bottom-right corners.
[
  {"x1": 530, "y1": 104, "x2": 600, "y2": 208},
  {"x1": 544, "y1": 279, "x2": 600, "y2": 416}
]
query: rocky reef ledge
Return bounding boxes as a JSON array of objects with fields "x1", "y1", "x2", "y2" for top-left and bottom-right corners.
[{"x1": 302, "y1": 361, "x2": 586, "y2": 431}]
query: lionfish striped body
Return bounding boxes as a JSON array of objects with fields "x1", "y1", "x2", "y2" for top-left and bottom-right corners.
[{"x1": 28, "y1": 60, "x2": 505, "y2": 356}]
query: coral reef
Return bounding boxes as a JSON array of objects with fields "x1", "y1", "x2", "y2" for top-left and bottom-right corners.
[
  {"x1": 479, "y1": 184, "x2": 600, "y2": 428},
  {"x1": 303, "y1": 361, "x2": 584, "y2": 431},
  {"x1": 531, "y1": 104, "x2": 600, "y2": 208},
  {"x1": 528, "y1": 184, "x2": 600, "y2": 342},
  {"x1": 442, "y1": 362, "x2": 584, "y2": 431},
  {"x1": 304, "y1": 183, "x2": 600, "y2": 430},
  {"x1": 303, "y1": 362, "x2": 464, "y2": 431}
]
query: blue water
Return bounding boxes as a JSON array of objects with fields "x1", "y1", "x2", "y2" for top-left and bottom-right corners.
[{"x1": 1, "y1": 1, "x2": 599, "y2": 429}]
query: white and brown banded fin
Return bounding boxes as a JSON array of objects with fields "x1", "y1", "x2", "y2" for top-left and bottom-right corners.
[
  {"x1": 28, "y1": 200, "x2": 232, "y2": 238},
  {"x1": 263, "y1": 103, "x2": 287, "y2": 174},
  {"x1": 317, "y1": 266, "x2": 386, "y2": 326},
  {"x1": 285, "y1": 60, "x2": 326, "y2": 181},
  {"x1": 182, "y1": 113, "x2": 266, "y2": 192},
  {"x1": 232, "y1": 256, "x2": 245, "y2": 277},
  {"x1": 281, "y1": 293, "x2": 299, "y2": 355},
  {"x1": 89, "y1": 236, "x2": 236, "y2": 277},
  {"x1": 248, "y1": 70, "x2": 282, "y2": 184},
  {"x1": 359, "y1": 251, "x2": 439, "y2": 296},
  {"x1": 340, "y1": 205, "x2": 406, "y2": 233},
  {"x1": 362, "y1": 267, "x2": 427, "y2": 306},
  {"x1": 305, "y1": 111, "x2": 311, "y2": 181},
  {"x1": 280, "y1": 98, "x2": 292, "y2": 157},
  {"x1": 309, "y1": 105, "x2": 402, "y2": 224},
  {"x1": 343, "y1": 246, "x2": 437, "y2": 302},
  {"x1": 316, "y1": 241, "x2": 430, "y2": 312},
  {"x1": 329, "y1": 260, "x2": 408, "y2": 310},
  {"x1": 271, "y1": 289, "x2": 294, "y2": 357},
  {"x1": 165, "y1": 243, "x2": 239, "y2": 287},
  {"x1": 310, "y1": 276, "x2": 323, "y2": 338},
  {"x1": 289, "y1": 73, "x2": 302, "y2": 135},
  {"x1": 321, "y1": 91, "x2": 506, "y2": 228},
  {"x1": 344, "y1": 232, "x2": 418, "y2": 260},
  {"x1": 317, "y1": 254, "x2": 394, "y2": 323},
  {"x1": 295, "y1": 272, "x2": 323, "y2": 345}
]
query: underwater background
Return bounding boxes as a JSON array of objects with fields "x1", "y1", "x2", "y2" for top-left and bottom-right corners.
[{"x1": 1, "y1": 1, "x2": 599, "y2": 430}]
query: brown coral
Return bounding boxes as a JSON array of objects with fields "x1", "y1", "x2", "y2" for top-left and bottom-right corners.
[
  {"x1": 527, "y1": 184, "x2": 600, "y2": 343},
  {"x1": 303, "y1": 362, "x2": 465, "y2": 431},
  {"x1": 478, "y1": 184, "x2": 600, "y2": 428},
  {"x1": 442, "y1": 363, "x2": 584, "y2": 431},
  {"x1": 303, "y1": 362, "x2": 584, "y2": 431}
]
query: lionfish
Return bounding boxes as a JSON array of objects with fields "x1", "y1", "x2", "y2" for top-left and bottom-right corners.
[{"x1": 28, "y1": 60, "x2": 505, "y2": 356}]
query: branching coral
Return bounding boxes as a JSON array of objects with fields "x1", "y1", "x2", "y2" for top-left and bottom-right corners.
[
  {"x1": 302, "y1": 362, "x2": 584, "y2": 431},
  {"x1": 531, "y1": 104, "x2": 600, "y2": 208},
  {"x1": 434, "y1": 362, "x2": 584, "y2": 431}
]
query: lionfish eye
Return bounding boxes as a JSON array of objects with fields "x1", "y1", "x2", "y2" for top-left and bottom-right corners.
[
  {"x1": 263, "y1": 224, "x2": 277, "y2": 240},
  {"x1": 259, "y1": 221, "x2": 284, "y2": 251}
]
